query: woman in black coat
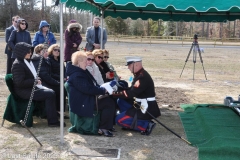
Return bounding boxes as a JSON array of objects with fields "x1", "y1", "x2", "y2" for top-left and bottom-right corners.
[
  {"x1": 47, "y1": 44, "x2": 66, "y2": 81},
  {"x1": 8, "y1": 18, "x2": 32, "y2": 60},
  {"x1": 31, "y1": 44, "x2": 62, "y2": 115},
  {"x1": 66, "y1": 51, "x2": 116, "y2": 137},
  {"x1": 11, "y1": 42, "x2": 61, "y2": 127},
  {"x1": 47, "y1": 44, "x2": 68, "y2": 114}
]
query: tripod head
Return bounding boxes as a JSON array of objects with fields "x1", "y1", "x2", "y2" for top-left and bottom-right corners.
[{"x1": 193, "y1": 34, "x2": 198, "y2": 43}]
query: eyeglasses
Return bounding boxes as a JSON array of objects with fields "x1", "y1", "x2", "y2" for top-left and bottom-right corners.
[
  {"x1": 97, "y1": 56, "x2": 103, "y2": 59},
  {"x1": 87, "y1": 58, "x2": 94, "y2": 61},
  {"x1": 20, "y1": 23, "x2": 26, "y2": 25},
  {"x1": 53, "y1": 49, "x2": 60, "y2": 52},
  {"x1": 104, "y1": 56, "x2": 109, "y2": 59}
]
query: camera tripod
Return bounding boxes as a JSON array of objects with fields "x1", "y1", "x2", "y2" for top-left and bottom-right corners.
[{"x1": 179, "y1": 34, "x2": 207, "y2": 80}]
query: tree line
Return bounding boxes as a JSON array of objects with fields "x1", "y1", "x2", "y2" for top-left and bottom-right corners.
[{"x1": 0, "y1": 0, "x2": 240, "y2": 38}]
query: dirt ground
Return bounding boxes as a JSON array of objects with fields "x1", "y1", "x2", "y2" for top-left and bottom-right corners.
[{"x1": 0, "y1": 39, "x2": 240, "y2": 159}]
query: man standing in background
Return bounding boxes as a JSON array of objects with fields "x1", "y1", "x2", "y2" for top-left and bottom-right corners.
[
  {"x1": 5, "y1": 15, "x2": 20, "y2": 74},
  {"x1": 85, "y1": 17, "x2": 107, "y2": 51}
]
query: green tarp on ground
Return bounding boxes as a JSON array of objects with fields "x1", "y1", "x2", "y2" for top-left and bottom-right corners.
[{"x1": 179, "y1": 104, "x2": 240, "y2": 160}]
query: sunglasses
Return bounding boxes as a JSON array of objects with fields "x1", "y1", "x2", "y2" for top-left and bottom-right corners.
[
  {"x1": 104, "y1": 56, "x2": 109, "y2": 59},
  {"x1": 53, "y1": 49, "x2": 60, "y2": 52},
  {"x1": 87, "y1": 58, "x2": 94, "y2": 61},
  {"x1": 14, "y1": 21, "x2": 18, "y2": 23},
  {"x1": 97, "y1": 56, "x2": 103, "y2": 59},
  {"x1": 43, "y1": 26, "x2": 49, "y2": 28},
  {"x1": 20, "y1": 23, "x2": 26, "y2": 25}
]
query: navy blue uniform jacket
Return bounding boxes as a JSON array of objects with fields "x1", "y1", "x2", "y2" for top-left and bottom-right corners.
[{"x1": 113, "y1": 68, "x2": 161, "y2": 120}]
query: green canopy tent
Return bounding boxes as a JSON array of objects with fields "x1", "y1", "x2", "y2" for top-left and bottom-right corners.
[
  {"x1": 61, "y1": 0, "x2": 240, "y2": 22},
  {"x1": 58, "y1": 0, "x2": 240, "y2": 143}
]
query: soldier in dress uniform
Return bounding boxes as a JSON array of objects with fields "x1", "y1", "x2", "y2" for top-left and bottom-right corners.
[{"x1": 112, "y1": 56, "x2": 161, "y2": 135}]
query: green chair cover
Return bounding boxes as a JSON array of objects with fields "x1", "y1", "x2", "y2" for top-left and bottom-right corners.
[
  {"x1": 64, "y1": 82, "x2": 100, "y2": 135},
  {"x1": 3, "y1": 74, "x2": 44, "y2": 127}
]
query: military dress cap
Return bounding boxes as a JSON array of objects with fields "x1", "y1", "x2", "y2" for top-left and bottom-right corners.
[{"x1": 125, "y1": 56, "x2": 142, "y2": 66}]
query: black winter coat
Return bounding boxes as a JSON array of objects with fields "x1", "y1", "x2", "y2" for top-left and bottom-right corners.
[
  {"x1": 96, "y1": 61, "x2": 112, "y2": 82},
  {"x1": 31, "y1": 54, "x2": 59, "y2": 87},
  {"x1": 48, "y1": 55, "x2": 66, "y2": 81},
  {"x1": 12, "y1": 59, "x2": 35, "y2": 99},
  {"x1": 8, "y1": 30, "x2": 32, "y2": 58}
]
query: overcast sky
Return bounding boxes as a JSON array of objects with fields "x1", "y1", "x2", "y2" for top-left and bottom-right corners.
[{"x1": 36, "y1": 1, "x2": 53, "y2": 7}]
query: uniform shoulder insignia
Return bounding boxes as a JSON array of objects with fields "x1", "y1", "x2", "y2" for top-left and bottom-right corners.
[{"x1": 133, "y1": 80, "x2": 140, "y2": 88}]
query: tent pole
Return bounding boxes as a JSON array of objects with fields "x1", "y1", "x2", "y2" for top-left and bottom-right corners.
[
  {"x1": 101, "y1": 10, "x2": 104, "y2": 49},
  {"x1": 59, "y1": 1, "x2": 64, "y2": 145}
]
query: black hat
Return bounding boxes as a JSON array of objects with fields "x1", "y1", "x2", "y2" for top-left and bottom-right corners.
[{"x1": 14, "y1": 42, "x2": 32, "y2": 60}]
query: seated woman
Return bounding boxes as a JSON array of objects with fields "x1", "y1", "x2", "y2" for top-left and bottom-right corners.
[
  {"x1": 47, "y1": 44, "x2": 68, "y2": 115},
  {"x1": 102, "y1": 49, "x2": 128, "y2": 89},
  {"x1": 31, "y1": 44, "x2": 66, "y2": 118},
  {"x1": 66, "y1": 51, "x2": 116, "y2": 137},
  {"x1": 102, "y1": 49, "x2": 119, "y2": 80},
  {"x1": 92, "y1": 49, "x2": 113, "y2": 82},
  {"x1": 47, "y1": 44, "x2": 66, "y2": 81},
  {"x1": 11, "y1": 42, "x2": 62, "y2": 127},
  {"x1": 86, "y1": 51, "x2": 104, "y2": 85}
]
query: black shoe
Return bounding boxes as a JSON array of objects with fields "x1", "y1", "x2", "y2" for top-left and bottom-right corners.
[
  {"x1": 98, "y1": 129, "x2": 115, "y2": 137},
  {"x1": 109, "y1": 127, "x2": 117, "y2": 132},
  {"x1": 141, "y1": 121, "x2": 156, "y2": 136},
  {"x1": 57, "y1": 112, "x2": 69, "y2": 119},
  {"x1": 48, "y1": 121, "x2": 66, "y2": 127}
]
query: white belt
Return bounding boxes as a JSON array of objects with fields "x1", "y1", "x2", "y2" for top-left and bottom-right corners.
[{"x1": 135, "y1": 97, "x2": 155, "y2": 102}]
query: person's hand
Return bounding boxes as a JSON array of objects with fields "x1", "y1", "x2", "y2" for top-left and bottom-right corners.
[
  {"x1": 37, "y1": 79, "x2": 41, "y2": 85},
  {"x1": 93, "y1": 43, "x2": 100, "y2": 49},
  {"x1": 106, "y1": 72, "x2": 110, "y2": 79},
  {"x1": 73, "y1": 43, "x2": 77, "y2": 47}
]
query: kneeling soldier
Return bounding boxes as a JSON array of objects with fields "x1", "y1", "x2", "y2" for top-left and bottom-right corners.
[{"x1": 112, "y1": 56, "x2": 161, "y2": 135}]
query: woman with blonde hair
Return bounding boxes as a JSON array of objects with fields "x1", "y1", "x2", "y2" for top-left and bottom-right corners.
[
  {"x1": 47, "y1": 44, "x2": 66, "y2": 81},
  {"x1": 92, "y1": 49, "x2": 113, "y2": 82},
  {"x1": 86, "y1": 51, "x2": 104, "y2": 85},
  {"x1": 66, "y1": 51, "x2": 116, "y2": 137},
  {"x1": 32, "y1": 44, "x2": 67, "y2": 118}
]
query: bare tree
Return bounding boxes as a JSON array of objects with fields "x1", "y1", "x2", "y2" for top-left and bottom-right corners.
[{"x1": 42, "y1": 0, "x2": 44, "y2": 19}]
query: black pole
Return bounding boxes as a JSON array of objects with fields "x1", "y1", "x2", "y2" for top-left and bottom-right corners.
[
  {"x1": 134, "y1": 102, "x2": 191, "y2": 145},
  {"x1": 20, "y1": 120, "x2": 43, "y2": 146}
]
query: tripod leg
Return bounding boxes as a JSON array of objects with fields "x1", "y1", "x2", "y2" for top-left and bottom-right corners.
[
  {"x1": 193, "y1": 45, "x2": 197, "y2": 80},
  {"x1": 197, "y1": 44, "x2": 207, "y2": 80},
  {"x1": 1, "y1": 119, "x2": 5, "y2": 127},
  {"x1": 180, "y1": 44, "x2": 193, "y2": 78}
]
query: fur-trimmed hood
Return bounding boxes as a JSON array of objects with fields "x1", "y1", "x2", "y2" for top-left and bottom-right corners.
[{"x1": 67, "y1": 23, "x2": 82, "y2": 32}]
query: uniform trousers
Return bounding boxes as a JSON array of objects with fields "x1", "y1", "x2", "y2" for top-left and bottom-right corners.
[{"x1": 115, "y1": 98, "x2": 149, "y2": 131}]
